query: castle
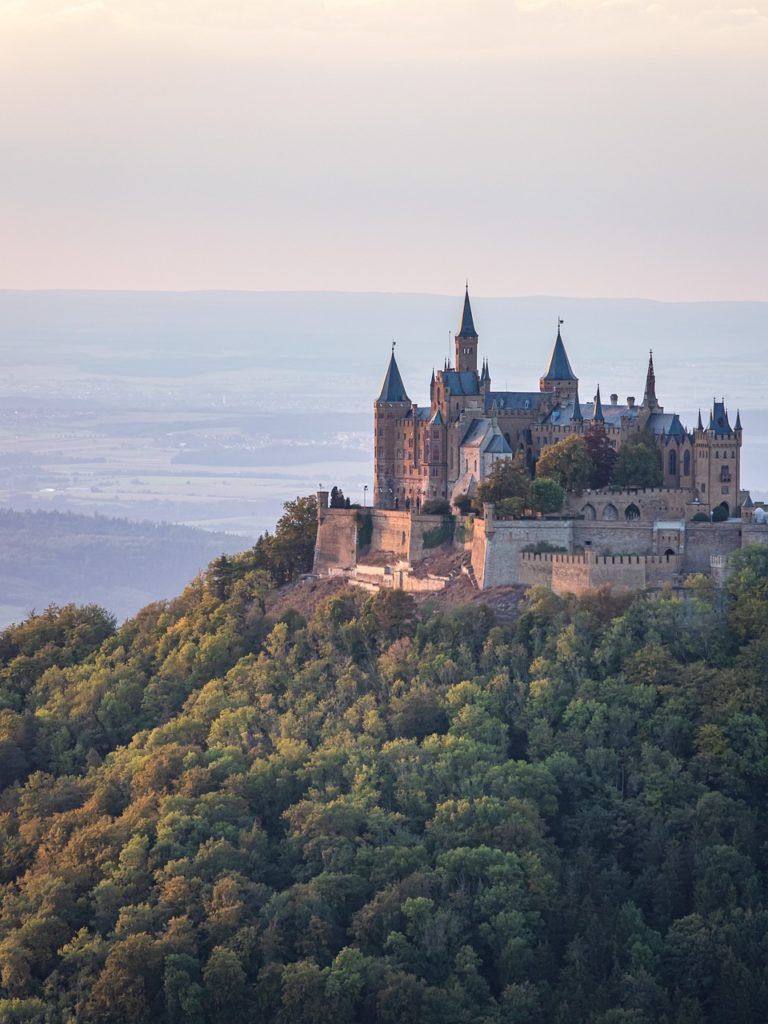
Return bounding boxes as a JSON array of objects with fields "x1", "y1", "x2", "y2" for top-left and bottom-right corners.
[
  {"x1": 314, "y1": 288, "x2": 765, "y2": 596},
  {"x1": 374, "y1": 287, "x2": 742, "y2": 518}
]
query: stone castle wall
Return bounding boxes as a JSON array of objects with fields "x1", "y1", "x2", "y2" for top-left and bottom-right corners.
[
  {"x1": 314, "y1": 491, "x2": 768, "y2": 596},
  {"x1": 518, "y1": 552, "x2": 681, "y2": 595},
  {"x1": 567, "y1": 487, "x2": 691, "y2": 521}
]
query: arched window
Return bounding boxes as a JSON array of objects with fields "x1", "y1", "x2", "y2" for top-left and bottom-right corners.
[
  {"x1": 683, "y1": 450, "x2": 691, "y2": 476},
  {"x1": 581, "y1": 503, "x2": 596, "y2": 521},
  {"x1": 669, "y1": 450, "x2": 677, "y2": 475},
  {"x1": 603, "y1": 503, "x2": 619, "y2": 521},
  {"x1": 625, "y1": 503, "x2": 641, "y2": 521}
]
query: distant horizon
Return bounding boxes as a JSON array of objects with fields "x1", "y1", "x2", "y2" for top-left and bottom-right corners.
[{"x1": 3, "y1": 287, "x2": 768, "y2": 305}]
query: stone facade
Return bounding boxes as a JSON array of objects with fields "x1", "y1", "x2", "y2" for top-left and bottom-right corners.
[
  {"x1": 313, "y1": 497, "x2": 768, "y2": 596},
  {"x1": 373, "y1": 288, "x2": 743, "y2": 519}
]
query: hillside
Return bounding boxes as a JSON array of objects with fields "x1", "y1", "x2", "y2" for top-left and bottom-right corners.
[
  {"x1": 1, "y1": 500, "x2": 768, "y2": 1022},
  {"x1": 0, "y1": 508, "x2": 249, "y2": 627}
]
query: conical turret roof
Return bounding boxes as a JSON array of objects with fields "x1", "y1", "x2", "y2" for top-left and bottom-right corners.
[
  {"x1": 376, "y1": 351, "x2": 409, "y2": 403},
  {"x1": 456, "y1": 286, "x2": 477, "y2": 338},
  {"x1": 542, "y1": 327, "x2": 577, "y2": 382},
  {"x1": 592, "y1": 385, "x2": 605, "y2": 423}
]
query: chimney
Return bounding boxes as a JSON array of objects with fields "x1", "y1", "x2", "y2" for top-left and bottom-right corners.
[
  {"x1": 627, "y1": 396, "x2": 635, "y2": 408},
  {"x1": 610, "y1": 393, "x2": 618, "y2": 405}
]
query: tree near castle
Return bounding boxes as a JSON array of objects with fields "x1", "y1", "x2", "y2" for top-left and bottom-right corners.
[
  {"x1": 476, "y1": 455, "x2": 530, "y2": 505},
  {"x1": 584, "y1": 423, "x2": 617, "y2": 488},
  {"x1": 529, "y1": 477, "x2": 565, "y2": 514},
  {"x1": 536, "y1": 435, "x2": 592, "y2": 493},
  {"x1": 612, "y1": 432, "x2": 663, "y2": 488}
]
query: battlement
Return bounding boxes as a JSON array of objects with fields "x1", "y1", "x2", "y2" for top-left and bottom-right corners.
[
  {"x1": 520, "y1": 551, "x2": 681, "y2": 567},
  {"x1": 518, "y1": 548, "x2": 681, "y2": 595}
]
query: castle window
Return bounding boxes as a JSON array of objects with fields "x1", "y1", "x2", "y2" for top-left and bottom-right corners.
[
  {"x1": 683, "y1": 450, "x2": 691, "y2": 475},
  {"x1": 715, "y1": 450, "x2": 719, "y2": 458},
  {"x1": 669, "y1": 450, "x2": 677, "y2": 475},
  {"x1": 721, "y1": 465, "x2": 731, "y2": 482}
]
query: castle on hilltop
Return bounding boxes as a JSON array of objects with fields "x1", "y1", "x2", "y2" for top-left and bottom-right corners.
[
  {"x1": 374, "y1": 287, "x2": 743, "y2": 518},
  {"x1": 313, "y1": 288, "x2": 765, "y2": 596}
]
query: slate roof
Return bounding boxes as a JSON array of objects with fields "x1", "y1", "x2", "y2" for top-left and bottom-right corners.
[
  {"x1": 484, "y1": 391, "x2": 544, "y2": 413},
  {"x1": 646, "y1": 412, "x2": 686, "y2": 440},
  {"x1": 457, "y1": 287, "x2": 477, "y2": 337},
  {"x1": 377, "y1": 352, "x2": 409, "y2": 403},
  {"x1": 542, "y1": 329, "x2": 577, "y2": 382},
  {"x1": 709, "y1": 401, "x2": 733, "y2": 435},
  {"x1": 442, "y1": 370, "x2": 480, "y2": 396},
  {"x1": 485, "y1": 434, "x2": 513, "y2": 454}
]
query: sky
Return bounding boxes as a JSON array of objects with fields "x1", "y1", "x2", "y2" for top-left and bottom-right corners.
[{"x1": 1, "y1": 0, "x2": 766, "y2": 299}]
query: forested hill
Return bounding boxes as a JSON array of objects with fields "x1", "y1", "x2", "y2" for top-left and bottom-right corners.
[{"x1": 2, "y1": 504, "x2": 768, "y2": 1022}]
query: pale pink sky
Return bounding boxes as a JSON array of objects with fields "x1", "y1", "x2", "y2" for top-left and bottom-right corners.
[{"x1": 1, "y1": 0, "x2": 766, "y2": 299}]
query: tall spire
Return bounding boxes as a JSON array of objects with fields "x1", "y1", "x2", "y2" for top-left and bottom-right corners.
[
  {"x1": 542, "y1": 322, "x2": 577, "y2": 383},
  {"x1": 572, "y1": 382, "x2": 583, "y2": 422},
  {"x1": 592, "y1": 385, "x2": 604, "y2": 423},
  {"x1": 697, "y1": 408, "x2": 703, "y2": 431},
  {"x1": 642, "y1": 350, "x2": 658, "y2": 409},
  {"x1": 376, "y1": 350, "x2": 409, "y2": 403},
  {"x1": 735, "y1": 409, "x2": 742, "y2": 431},
  {"x1": 456, "y1": 284, "x2": 477, "y2": 338}
]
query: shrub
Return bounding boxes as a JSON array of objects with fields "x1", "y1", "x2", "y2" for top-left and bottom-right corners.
[
  {"x1": 453, "y1": 494, "x2": 474, "y2": 515},
  {"x1": 692, "y1": 511, "x2": 709, "y2": 522},
  {"x1": 495, "y1": 497, "x2": 526, "y2": 519},
  {"x1": 712, "y1": 505, "x2": 729, "y2": 522},
  {"x1": 421, "y1": 499, "x2": 451, "y2": 516}
]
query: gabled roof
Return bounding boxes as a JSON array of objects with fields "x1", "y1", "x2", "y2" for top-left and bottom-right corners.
[
  {"x1": 485, "y1": 434, "x2": 513, "y2": 454},
  {"x1": 542, "y1": 328, "x2": 577, "y2": 382},
  {"x1": 376, "y1": 352, "x2": 409, "y2": 403},
  {"x1": 456, "y1": 286, "x2": 477, "y2": 338},
  {"x1": 428, "y1": 409, "x2": 445, "y2": 426},
  {"x1": 442, "y1": 369, "x2": 480, "y2": 396},
  {"x1": 646, "y1": 412, "x2": 685, "y2": 440},
  {"x1": 484, "y1": 391, "x2": 544, "y2": 413}
]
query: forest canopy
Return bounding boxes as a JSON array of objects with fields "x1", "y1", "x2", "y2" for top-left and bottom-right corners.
[{"x1": 1, "y1": 507, "x2": 768, "y2": 1023}]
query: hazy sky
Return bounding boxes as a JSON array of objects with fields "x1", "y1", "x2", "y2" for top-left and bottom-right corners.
[{"x1": 1, "y1": 0, "x2": 766, "y2": 298}]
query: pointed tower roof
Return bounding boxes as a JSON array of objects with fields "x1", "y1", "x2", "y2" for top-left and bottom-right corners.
[
  {"x1": 456, "y1": 285, "x2": 477, "y2": 338},
  {"x1": 709, "y1": 399, "x2": 732, "y2": 435},
  {"x1": 430, "y1": 367, "x2": 435, "y2": 388},
  {"x1": 376, "y1": 350, "x2": 409, "y2": 403},
  {"x1": 542, "y1": 326, "x2": 577, "y2": 382},
  {"x1": 572, "y1": 382, "x2": 584, "y2": 422},
  {"x1": 592, "y1": 385, "x2": 604, "y2": 423},
  {"x1": 642, "y1": 350, "x2": 658, "y2": 409},
  {"x1": 735, "y1": 409, "x2": 742, "y2": 431},
  {"x1": 697, "y1": 409, "x2": 704, "y2": 430}
]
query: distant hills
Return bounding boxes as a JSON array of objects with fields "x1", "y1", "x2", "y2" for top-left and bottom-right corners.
[{"x1": 0, "y1": 507, "x2": 249, "y2": 627}]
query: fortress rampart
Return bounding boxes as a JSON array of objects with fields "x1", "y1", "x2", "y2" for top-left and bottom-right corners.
[
  {"x1": 518, "y1": 551, "x2": 682, "y2": 595},
  {"x1": 313, "y1": 491, "x2": 768, "y2": 596}
]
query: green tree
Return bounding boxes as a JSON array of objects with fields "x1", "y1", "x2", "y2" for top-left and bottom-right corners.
[
  {"x1": 584, "y1": 423, "x2": 617, "y2": 488},
  {"x1": 528, "y1": 477, "x2": 565, "y2": 514},
  {"x1": 477, "y1": 455, "x2": 530, "y2": 505},
  {"x1": 536, "y1": 435, "x2": 591, "y2": 493},
  {"x1": 612, "y1": 433, "x2": 663, "y2": 488}
]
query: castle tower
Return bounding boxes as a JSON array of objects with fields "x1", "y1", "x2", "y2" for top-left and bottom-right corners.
[
  {"x1": 692, "y1": 399, "x2": 742, "y2": 516},
  {"x1": 539, "y1": 322, "x2": 578, "y2": 401},
  {"x1": 374, "y1": 348, "x2": 411, "y2": 509},
  {"x1": 455, "y1": 286, "x2": 479, "y2": 374}
]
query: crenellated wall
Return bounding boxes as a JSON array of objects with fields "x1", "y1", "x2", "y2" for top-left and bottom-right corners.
[
  {"x1": 313, "y1": 491, "x2": 768, "y2": 595},
  {"x1": 518, "y1": 551, "x2": 682, "y2": 595}
]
